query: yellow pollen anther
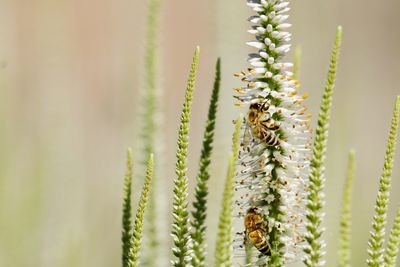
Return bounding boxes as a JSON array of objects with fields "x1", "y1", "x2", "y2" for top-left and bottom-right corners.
[
  {"x1": 298, "y1": 107, "x2": 307, "y2": 115},
  {"x1": 234, "y1": 88, "x2": 246, "y2": 94},
  {"x1": 234, "y1": 102, "x2": 245, "y2": 107}
]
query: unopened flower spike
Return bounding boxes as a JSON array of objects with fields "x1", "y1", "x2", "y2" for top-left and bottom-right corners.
[{"x1": 234, "y1": 0, "x2": 311, "y2": 266}]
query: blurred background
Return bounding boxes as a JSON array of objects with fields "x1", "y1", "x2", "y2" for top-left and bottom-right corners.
[{"x1": 0, "y1": 0, "x2": 399, "y2": 266}]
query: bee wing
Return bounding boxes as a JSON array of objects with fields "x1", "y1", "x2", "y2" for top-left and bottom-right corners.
[
  {"x1": 243, "y1": 229, "x2": 256, "y2": 261},
  {"x1": 244, "y1": 229, "x2": 252, "y2": 249},
  {"x1": 241, "y1": 120, "x2": 253, "y2": 150}
]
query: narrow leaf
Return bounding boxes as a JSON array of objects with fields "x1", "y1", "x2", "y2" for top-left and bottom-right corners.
[
  {"x1": 303, "y1": 26, "x2": 342, "y2": 267},
  {"x1": 128, "y1": 154, "x2": 154, "y2": 267},
  {"x1": 171, "y1": 47, "x2": 200, "y2": 267},
  {"x1": 215, "y1": 116, "x2": 242, "y2": 267},
  {"x1": 338, "y1": 150, "x2": 356, "y2": 267},
  {"x1": 122, "y1": 148, "x2": 134, "y2": 267},
  {"x1": 367, "y1": 96, "x2": 400, "y2": 267},
  {"x1": 191, "y1": 58, "x2": 221, "y2": 267}
]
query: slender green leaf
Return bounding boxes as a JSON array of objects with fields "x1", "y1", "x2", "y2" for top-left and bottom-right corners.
[
  {"x1": 128, "y1": 154, "x2": 154, "y2": 267},
  {"x1": 215, "y1": 116, "x2": 242, "y2": 267},
  {"x1": 338, "y1": 150, "x2": 356, "y2": 267},
  {"x1": 304, "y1": 26, "x2": 342, "y2": 267},
  {"x1": 171, "y1": 47, "x2": 200, "y2": 267},
  {"x1": 367, "y1": 96, "x2": 400, "y2": 267},
  {"x1": 191, "y1": 58, "x2": 221, "y2": 267},
  {"x1": 122, "y1": 148, "x2": 134, "y2": 267}
]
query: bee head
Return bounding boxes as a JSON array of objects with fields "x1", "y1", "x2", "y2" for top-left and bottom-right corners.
[
  {"x1": 249, "y1": 102, "x2": 261, "y2": 110},
  {"x1": 250, "y1": 101, "x2": 269, "y2": 111},
  {"x1": 247, "y1": 206, "x2": 264, "y2": 214},
  {"x1": 245, "y1": 207, "x2": 264, "y2": 227}
]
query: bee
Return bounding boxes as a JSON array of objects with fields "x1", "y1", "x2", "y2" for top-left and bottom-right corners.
[
  {"x1": 244, "y1": 207, "x2": 271, "y2": 256},
  {"x1": 245, "y1": 101, "x2": 280, "y2": 147}
]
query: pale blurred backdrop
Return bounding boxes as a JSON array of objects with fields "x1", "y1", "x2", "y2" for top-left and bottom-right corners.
[{"x1": 0, "y1": 1, "x2": 399, "y2": 266}]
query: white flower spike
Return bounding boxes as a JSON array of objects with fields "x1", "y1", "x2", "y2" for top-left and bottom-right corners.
[{"x1": 234, "y1": 0, "x2": 312, "y2": 266}]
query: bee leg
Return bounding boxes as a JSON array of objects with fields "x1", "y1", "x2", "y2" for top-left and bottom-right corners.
[{"x1": 260, "y1": 101, "x2": 270, "y2": 111}]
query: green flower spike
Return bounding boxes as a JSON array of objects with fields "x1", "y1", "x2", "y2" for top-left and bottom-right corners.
[
  {"x1": 304, "y1": 26, "x2": 342, "y2": 267},
  {"x1": 171, "y1": 47, "x2": 200, "y2": 267},
  {"x1": 384, "y1": 205, "x2": 400, "y2": 267},
  {"x1": 338, "y1": 150, "x2": 356, "y2": 267},
  {"x1": 128, "y1": 154, "x2": 154, "y2": 267},
  {"x1": 122, "y1": 148, "x2": 134, "y2": 267},
  {"x1": 191, "y1": 58, "x2": 221, "y2": 267},
  {"x1": 140, "y1": 0, "x2": 161, "y2": 266},
  {"x1": 215, "y1": 116, "x2": 242, "y2": 267},
  {"x1": 367, "y1": 96, "x2": 400, "y2": 267}
]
